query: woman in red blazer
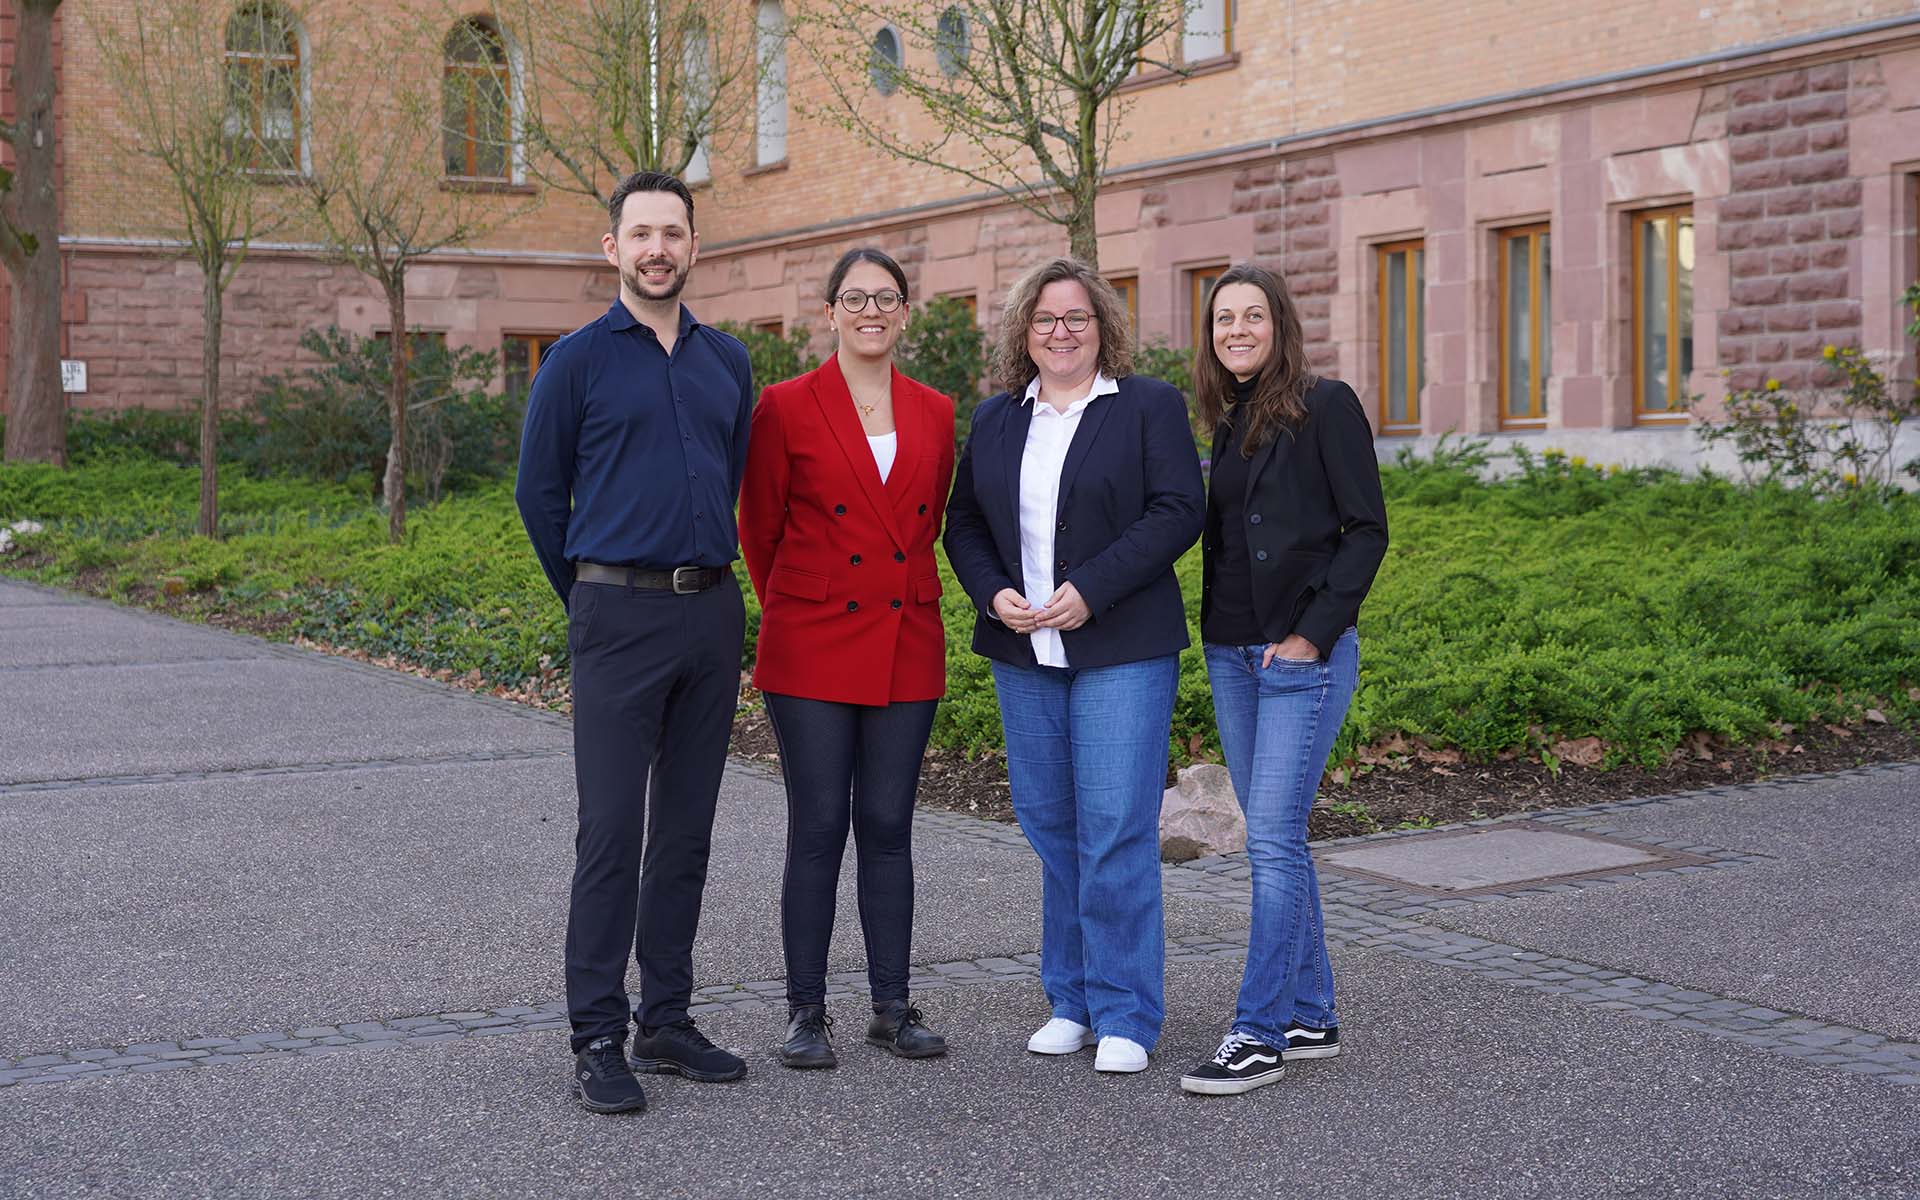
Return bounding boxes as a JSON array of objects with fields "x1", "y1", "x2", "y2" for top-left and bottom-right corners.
[{"x1": 739, "y1": 248, "x2": 957, "y2": 1071}]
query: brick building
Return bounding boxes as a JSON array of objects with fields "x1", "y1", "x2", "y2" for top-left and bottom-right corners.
[{"x1": 5, "y1": 0, "x2": 1920, "y2": 466}]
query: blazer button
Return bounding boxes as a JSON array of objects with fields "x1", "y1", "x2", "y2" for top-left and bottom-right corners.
[
  {"x1": 846, "y1": 600, "x2": 859, "y2": 612},
  {"x1": 850, "y1": 554, "x2": 862, "y2": 565},
  {"x1": 1249, "y1": 513, "x2": 1263, "y2": 525},
  {"x1": 890, "y1": 599, "x2": 903, "y2": 610},
  {"x1": 1056, "y1": 559, "x2": 1068, "y2": 571},
  {"x1": 1256, "y1": 550, "x2": 1269, "y2": 562},
  {"x1": 834, "y1": 504, "x2": 847, "y2": 515},
  {"x1": 894, "y1": 551, "x2": 906, "y2": 563},
  {"x1": 918, "y1": 504, "x2": 929, "y2": 514},
  {"x1": 1056, "y1": 520, "x2": 1067, "y2": 532}
]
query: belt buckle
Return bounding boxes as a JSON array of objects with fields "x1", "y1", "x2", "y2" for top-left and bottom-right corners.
[{"x1": 670, "y1": 566, "x2": 703, "y2": 595}]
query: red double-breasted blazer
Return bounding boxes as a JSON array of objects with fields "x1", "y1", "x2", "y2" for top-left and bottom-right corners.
[{"x1": 740, "y1": 355, "x2": 956, "y2": 706}]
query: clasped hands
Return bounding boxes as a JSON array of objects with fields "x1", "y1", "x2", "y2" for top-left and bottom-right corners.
[{"x1": 991, "y1": 583, "x2": 1091, "y2": 633}]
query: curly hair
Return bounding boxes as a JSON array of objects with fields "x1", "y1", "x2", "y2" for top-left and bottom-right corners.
[
  {"x1": 989, "y1": 257, "x2": 1136, "y2": 395},
  {"x1": 1191, "y1": 262, "x2": 1315, "y2": 454}
]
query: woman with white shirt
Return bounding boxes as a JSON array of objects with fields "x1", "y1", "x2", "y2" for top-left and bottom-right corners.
[
  {"x1": 943, "y1": 256, "x2": 1205, "y2": 1073},
  {"x1": 740, "y1": 248, "x2": 957, "y2": 1070}
]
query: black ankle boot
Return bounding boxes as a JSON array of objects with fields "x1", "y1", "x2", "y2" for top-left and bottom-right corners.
[
  {"x1": 866, "y1": 1000, "x2": 947, "y2": 1059},
  {"x1": 781, "y1": 1005, "x2": 836, "y2": 1069}
]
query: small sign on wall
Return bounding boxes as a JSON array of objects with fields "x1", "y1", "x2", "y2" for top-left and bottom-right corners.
[{"x1": 60, "y1": 360, "x2": 88, "y2": 394}]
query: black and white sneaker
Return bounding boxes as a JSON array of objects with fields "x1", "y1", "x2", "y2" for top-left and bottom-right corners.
[
  {"x1": 1283, "y1": 1024, "x2": 1341, "y2": 1060},
  {"x1": 1180, "y1": 1032, "x2": 1286, "y2": 1096},
  {"x1": 573, "y1": 1037, "x2": 648, "y2": 1114}
]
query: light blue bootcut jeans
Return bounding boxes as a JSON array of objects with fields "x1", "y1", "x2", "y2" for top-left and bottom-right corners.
[
  {"x1": 990, "y1": 654, "x2": 1178, "y2": 1050},
  {"x1": 1203, "y1": 628, "x2": 1360, "y2": 1045}
]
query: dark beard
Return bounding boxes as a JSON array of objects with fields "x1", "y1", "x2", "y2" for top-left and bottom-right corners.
[{"x1": 622, "y1": 260, "x2": 690, "y2": 304}]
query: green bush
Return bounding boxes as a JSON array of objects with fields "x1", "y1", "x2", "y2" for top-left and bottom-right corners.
[
  {"x1": 715, "y1": 321, "x2": 821, "y2": 393},
  {"x1": 898, "y1": 296, "x2": 987, "y2": 441}
]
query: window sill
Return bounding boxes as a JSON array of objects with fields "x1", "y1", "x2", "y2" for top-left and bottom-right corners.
[
  {"x1": 1632, "y1": 411, "x2": 1690, "y2": 426},
  {"x1": 241, "y1": 168, "x2": 309, "y2": 187},
  {"x1": 1499, "y1": 418, "x2": 1549, "y2": 431},
  {"x1": 1378, "y1": 424, "x2": 1422, "y2": 437},
  {"x1": 1116, "y1": 52, "x2": 1239, "y2": 96},
  {"x1": 442, "y1": 178, "x2": 536, "y2": 195},
  {"x1": 743, "y1": 158, "x2": 789, "y2": 178}
]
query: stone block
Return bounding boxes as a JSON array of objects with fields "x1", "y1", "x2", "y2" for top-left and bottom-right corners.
[
  {"x1": 1726, "y1": 103, "x2": 1788, "y2": 135},
  {"x1": 1718, "y1": 194, "x2": 1764, "y2": 221},
  {"x1": 1783, "y1": 151, "x2": 1849, "y2": 185},
  {"x1": 1746, "y1": 219, "x2": 1788, "y2": 247},
  {"x1": 1813, "y1": 301, "x2": 1860, "y2": 331},
  {"x1": 1718, "y1": 309, "x2": 1764, "y2": 336},
  {"x1": 1728, "y1": 134, "x2": 1771, "y2": 165},
  {"x1": 1787, "y1": 94, "x2": 1848, "y2": 126},
  {"x1": 1806, "y1": 124, "x2": 1847, "y2": 152},
  {"x1": 1763, "y1": 306, "x2": 1813, "y2": 333},
  {"x1": 1786, "y1": 271, "x2": 1847, "y2": 302},
  {"x1": 1729, "y1": 250, "x2": 1770, "y2": 279},
  {"x1": 1767, "y1": 130, "x2": 1808, "y2": 158},
  {"x1": 1727, "y1": 78, "x2": 1772, "y2": 105},
  {"x1": 1731, "y1": 278, "x2": 1784, "y2": 306},
  {"x1": 1826, "y1": 210, "x2": 1862, "y2": 239},
  {"x1": 1809, "y1": 242, "x2": 1847, "y2": 269},
  {"x1": 1766, "y1": 246, "x2": 1808, "y2": 274},
  {"x1": 1788, "y1": 332, "x2": 1830, "y2": 360},
  {"x1": 1730, "y1": 161, "x2": 1783, "y2": 191},
  {"x1": 1769, "y1": 70, "x2": 1809, "y2": 101},
  {"x1": 1718, "y1": 340, "x2": 1751, "y2": 364},
  {"x1": 1787, "y1": 216, "x2": 1826, "y2": 243},
  {"x1": 1806, "y1": 62, "x2": 1850, "y2": 93},
  {"x1": 1764, "y1": 189, "x2": 1812, "y2": 217},
  {"x1": 1159, "y1": 764, "x2": 1245, "y2": 861},
  {"x1": 1813, "y1": 179, "x2": 1862, "y2": 211}
]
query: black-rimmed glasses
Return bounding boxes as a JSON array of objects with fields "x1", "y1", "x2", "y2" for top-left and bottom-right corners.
[
  {"x1": 1029, "y1": 310, "x2": 1095, "y2": 334},
  {"x1": 835, "y1": 289, "x2": 904, "y2": 313}
]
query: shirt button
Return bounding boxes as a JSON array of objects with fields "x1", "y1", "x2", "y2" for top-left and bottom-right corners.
[
  {"x1": 890, "y1": 599, "x2": 902, "y2": 610},
  {"x1": 834, "y1": 504, "x2": 847, "y2": 515},
  {"x1": 850, "y1": 554, "x2": 862, "y2": 565},
  {"x1": 846, "y1": 600, "x2": 859, "y2": 612},
  {"x1": 894, "y1": 551, "x2": 906, "y2": 563},
  {"x1": 1249, "y1": 513, "x2": 1262, "y2": 525},
  {"x1": 1256, "y1": 550, "x2": 1268, "y2": 561}
]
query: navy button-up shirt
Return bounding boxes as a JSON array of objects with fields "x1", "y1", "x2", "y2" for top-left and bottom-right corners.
[{"x1": 515, "y1": 300, "x2": 755, "y2": 605}]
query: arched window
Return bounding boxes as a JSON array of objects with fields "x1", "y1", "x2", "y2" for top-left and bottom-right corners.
[
  {"x1": 443, "y1": 17, "x2": 511, "y2": 181},
  {"x1": 934, "y1": 7, "x2": 968, "y2": 77},
  {"x1": 755, "y1": 1, "x2": 787, "y2": 166},
  {"x1": 870, "y1": 26, "x2": 902, "y2": 95},
  {"x1": 224, "y1": 2, "x2": 302, "y2": 172}
]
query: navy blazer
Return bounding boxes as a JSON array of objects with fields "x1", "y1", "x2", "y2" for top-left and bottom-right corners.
[{"x1": 944, "y1": 374, "x2": 1204, "y2": 669}]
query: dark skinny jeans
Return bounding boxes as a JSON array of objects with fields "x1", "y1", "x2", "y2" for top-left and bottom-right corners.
[{"x1": 763, "y1": 691, "x2": 937, "y2": 1011}]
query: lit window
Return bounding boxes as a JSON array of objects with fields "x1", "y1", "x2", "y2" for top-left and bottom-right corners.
[
  {"x1": 224, "y1": 3, "x2": 302, "y2": 172},
  {"x1": 1632, "y1": 206, "x2": 1694, "y2": 419},
  {"x1": 1498, "y1": 224, "x2": 1552, "y2": 426},
  {"x1": 1183, "y1": 0, "x2": 1232, "y2": 62},
  {"x1": 443, "y1": 18, "x2": 511, "y2": 181},
  {"x1": 1376, "y1": 240, "x2": 1424, "y2": 433},
  {"x1": 756, "y1": 1, "x2": 788, "y2": 166}
]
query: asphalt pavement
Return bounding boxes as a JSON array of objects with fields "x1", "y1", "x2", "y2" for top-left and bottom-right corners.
[{"x1": 2, "y1": 577, "x2": 1915, "y2": 1199}]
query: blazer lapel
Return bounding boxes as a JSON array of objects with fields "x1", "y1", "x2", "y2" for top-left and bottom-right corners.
[
  {"x1": 812, "y1": 355, "x2": 907, "y2": 551},
  {"x1": 1001, "y1": 388, "x2": 1035, "y2": 530},
  {"x1": 1243, "y1": 422, "x2": 1288, "y2": 510},
  {"x1": 883, "y1": 367, "x2": 924, "y2": 502},
  {"x1": 1054, "y1": 390, "x2": 1117, "y2": 523}
]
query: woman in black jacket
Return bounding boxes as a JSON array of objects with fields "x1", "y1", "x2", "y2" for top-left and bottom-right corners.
[{"x1": 1178, "y1": 263, "x2": 1389, "y2": 1097}]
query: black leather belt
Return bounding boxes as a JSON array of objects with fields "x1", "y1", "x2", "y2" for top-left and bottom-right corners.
[{"x1": 574, "y1": 562, "x2": 724, "y2": 593}]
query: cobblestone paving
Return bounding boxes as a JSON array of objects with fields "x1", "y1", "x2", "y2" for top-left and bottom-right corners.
[{"x1": 7, "y1": 768, "x2": 1918, "y2": 1091}]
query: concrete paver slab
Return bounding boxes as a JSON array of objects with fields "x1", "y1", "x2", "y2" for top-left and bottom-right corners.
[
  {"x1": 1323, "y1": 825, "x2": 1660, "y2": 891},
  {"x1": 4, "y1": 958, "x2": 1914, "y2": 1200}
]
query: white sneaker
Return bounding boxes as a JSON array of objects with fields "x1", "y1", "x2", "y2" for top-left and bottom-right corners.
[
  {"x1": 1094, "y1": 1036, "x2": 1149, "y2": 1073},
  {"x1": 1026, "y1": 1018, "x2": 1096, "y2": 1055}
]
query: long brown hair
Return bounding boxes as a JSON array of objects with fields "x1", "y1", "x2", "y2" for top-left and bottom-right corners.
[
  {"x1": 1192, "y1": 263, "x2": 1314, "y2": 455},
  {"x1": 989, "y1": 257, "x2": 1136, "y2": 395}
]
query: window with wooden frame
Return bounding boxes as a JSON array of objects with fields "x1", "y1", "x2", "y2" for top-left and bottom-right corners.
[
  {"x1": 752, "y1": 318, "x2": 785, "y2": 337},
  {"x1": 502, "y1": 333, "x2": 562, "y2": 395},
  {"x1": 443, "y1": 18, "x2": 511, "y2": 181},
  {"x1": 940, "y1": 292, "x2": 980, "y2": 323},
  {"x1": 1182, "y1": 0, "x2": 1233, "y2": 62},
  {"x1": 224, "y1": 3, "x2": 302, "y2": 173},
  {"x1": 1631, "y1": 206, "x2": 1694, "y2": 420},
  {"x1": 1188, "y1": 267, "x2": 1225, "y2": 349},
  {"x1": 1107, "y1": 276, "x2": 1139, "y2": 334},
  {"x1": 1376, "y1": 240, "x2": 1425, "y2": 434},
  {"x1": 1498, "y1": 224, "x2": 1552, "y2": 427}
]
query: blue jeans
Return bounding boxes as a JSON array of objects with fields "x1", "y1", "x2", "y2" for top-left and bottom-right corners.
[
  {"x1": 1203, "y1": 629, "x2": 1360, "y2": 1045},
  {"x1": 991, "y1": 655, "x2": 1177, "y2": 1050}
]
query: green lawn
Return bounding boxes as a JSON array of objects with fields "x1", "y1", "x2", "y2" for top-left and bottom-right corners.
[{"x1": 3, "y1": 456, "x2": 1916, "y2": 769}]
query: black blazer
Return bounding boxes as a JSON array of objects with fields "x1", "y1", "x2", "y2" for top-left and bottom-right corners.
[
  {"x1": 944, "y1": 374, "x2": 1204, "y2": 669},
  {"x1": 1201, "y1": 377, "x2": 1389, "y2": 653}
]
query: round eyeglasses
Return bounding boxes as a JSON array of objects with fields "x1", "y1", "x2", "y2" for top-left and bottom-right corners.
[
  {"x1": 835, "y1": 288, "x2": 904, "y2": 313},
  {"x1": 1029, "y1": 310, "x2": 1095, "y2": 334}
]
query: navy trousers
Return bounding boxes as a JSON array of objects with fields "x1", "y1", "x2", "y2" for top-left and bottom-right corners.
[{"x1": 564, "y1": 574, "x2": 744, "y2": 1052}]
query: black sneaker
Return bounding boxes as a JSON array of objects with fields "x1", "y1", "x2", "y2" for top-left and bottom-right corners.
[
  {"x1": 1283, "y1": 1023, "x2": 1341, "y2": 1060},
  {"x1": 1180, "y1": 1032, "x2": 1287, "y2": 1096},
  {"x1": 573, "y1": 1037, "x2": 648, "y2": 1114},
  {"x1": 631, "y1": 1019, "x2": 748, "y2": 1082}
]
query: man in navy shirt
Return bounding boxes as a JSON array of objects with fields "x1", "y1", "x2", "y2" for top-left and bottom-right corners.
[{"x1": 516, "y1": 171, "x2": 755, "y2": 1115}]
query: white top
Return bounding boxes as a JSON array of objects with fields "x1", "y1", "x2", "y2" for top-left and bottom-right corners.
[
  {"x1": 867, "y1": 431, "x2": 897, "y2": 484},
  {"x1": 1017, "y1": 372, "x2": 1120, "y2": 668}
]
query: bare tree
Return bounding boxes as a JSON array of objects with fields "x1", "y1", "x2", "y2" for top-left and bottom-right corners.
[
  {"x1": 501, "y1": 0, "x2": 764, "y2": 203},
  {"x1": 304, "y1": 6, "x2": 534, "y2": 543},
  {"x1": 795, "y1": 0, "x2": 1195, "y2": 269},
  {"x1": 88, "y1": 0, "x2": 294, "y2": 536},
  {"x1": 2, "y1": 0, "x2": 65, "y2": 465}
]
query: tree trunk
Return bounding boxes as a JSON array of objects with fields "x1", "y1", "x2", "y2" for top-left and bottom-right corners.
[
  {"x1": 384, "y1": 274, "x2": 409, "y2": 543},
  {"x1": 197, "y1": 266, "x2": 222, "y2": 537},
  {"x1": 1067, "y1": 211, "x2": 1099, "y2": 272},
  {"x1": 2, "y1": 0, "x2": 67, "y2": 465}
]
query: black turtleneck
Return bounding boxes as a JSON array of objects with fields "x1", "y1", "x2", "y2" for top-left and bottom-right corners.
[{"x1": 1203, "y1": 376, "x2": 1264, "y2": 646}]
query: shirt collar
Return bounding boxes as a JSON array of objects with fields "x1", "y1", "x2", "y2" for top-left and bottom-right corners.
[
  {"x1": 1021, "y1": 371, "x2": 1119, "y2": 410},
  {"x1": 607, "y1": 299, "x2": 699, "y2": 340}
]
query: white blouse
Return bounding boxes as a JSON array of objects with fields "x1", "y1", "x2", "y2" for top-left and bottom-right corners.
[
  {"x1": 867, "y1": 431, "x2": 898, "y2": 484},
  {"x1": 1017, "y1": 372, "x2": 1120, "y2": 668}
]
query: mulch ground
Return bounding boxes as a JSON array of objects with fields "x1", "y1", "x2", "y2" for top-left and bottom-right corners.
[{"x1": 28, "y1": 564, "x2": 1920, "y2": 844}]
